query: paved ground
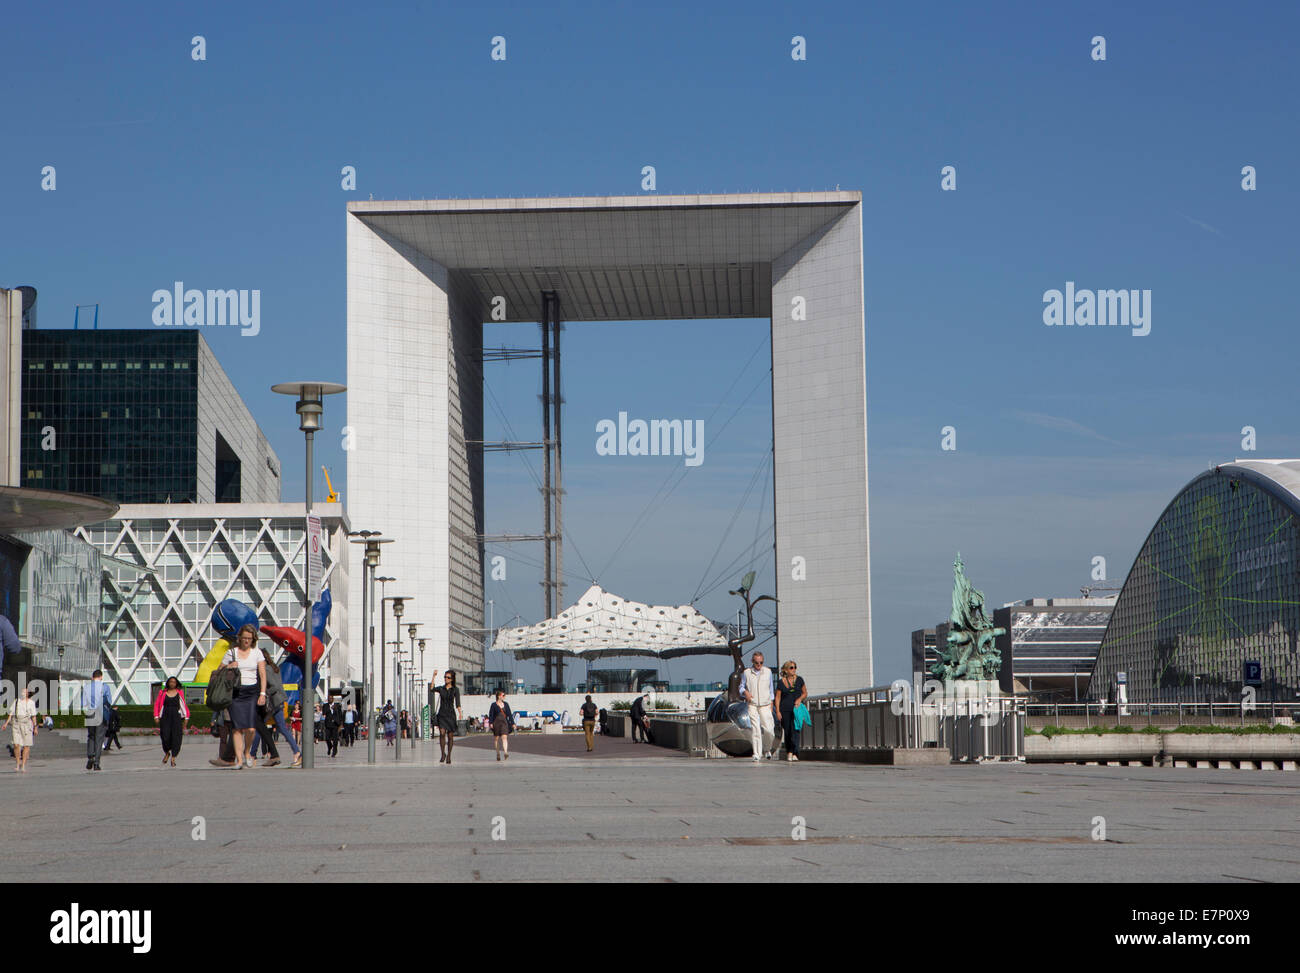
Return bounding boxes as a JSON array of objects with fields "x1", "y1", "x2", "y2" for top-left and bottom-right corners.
[{"x1": 2, "y1": 730, "x2": 1298, "y2": 882}]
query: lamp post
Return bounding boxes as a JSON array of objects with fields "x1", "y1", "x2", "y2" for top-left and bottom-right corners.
[
  {"x1": 375, "y1": 577, "x2": 395, "y2": 732},
  {"x1": 402, "y1": 623, "x2": 422, "y2": 755},
  {"x1": 387, "y1": 598, "x2": 411, "y2": 757},
  {"x1": 271, "y1": 380, "x2": 345, "y2": 769},
  {"x1": 417, "y1": 637, "x2": 427, "y2": 740},
  {"x1": 348, "y1": 531, "x2": 391, "y2": 764}
]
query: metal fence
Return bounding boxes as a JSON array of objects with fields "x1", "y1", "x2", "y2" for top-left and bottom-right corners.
[
  {"x1": 804, "y1": 686, "x2": 1024, "y2": 762},
  {"x1": 1026, "y1": 701, "x2": 1300, "y2": 729}
]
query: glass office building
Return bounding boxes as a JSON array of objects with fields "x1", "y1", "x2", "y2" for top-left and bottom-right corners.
[
  {"x1": 20, "y1": 331, "x2": 280, "y2": 504},
  {"x1": 1091, "y1": 460, "x2": 1300, "y2": 703}
]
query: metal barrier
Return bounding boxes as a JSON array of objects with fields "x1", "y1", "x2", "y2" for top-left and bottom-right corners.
[
  {"x1": 1025, "y1": 701, "x2": 1300, "y2": 728},
  {"x1": 805, "y1": 686, "x2": 1024, "y2": 762}
]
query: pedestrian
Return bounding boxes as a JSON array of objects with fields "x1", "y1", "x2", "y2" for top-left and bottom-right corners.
[
  {"x1": 399, "y1": 709, "x2": 411, "y2": 740},
  {"x1": 598, "y1": 707, "x2": 608, "y2": 736},
  {"x1": 153, "y1": 676, "x2": 190, "y2": 767},
  {"x1": 2, "y1": 686, "x2": 38, "y2": 772},
  {"x1": 324, "y1": 699, "x2": 341, "y2": 757},
  {"x1": 103, "y1": 705, "x2": 123, "y2": 752},
  {"x1": 629, "y1": 693, "x2": 653, "y2": 744},
  {"x1": 431, "y1": 670, "x2": 463, "y2": 765},
  {"x1": 775, "y1": 660, "x2": 808, "y2": 762},
  {"x1": 580, "y1": 694, "x2": 598, "y2": 752},
  {"x1": 488, "y1": 690, "x2": 514, "y2": 761},
  {"x1": 739, "y1": 651, "x2": 776, "y2": 762},
  {"x1": 382, "y1": 701, "x2": 397, "y2": 746},
  {"x1": 81, "y1": 669, "x2": 113, "y2": 771},
  {"x1": 290, "y1": 702, "x2": 303, "y2": 748},
  {"x1": 343, "y1": 701, "x2": 356, "y2": 746},
  {"x1": 221, "y1": 623, "x2": 268, "y2": 770},
  {"x1": 255, "y1": 649, "x2": 299, "y2": 767}
]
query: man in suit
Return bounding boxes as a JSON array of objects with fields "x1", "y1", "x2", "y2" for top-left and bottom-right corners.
[{"x1": 324, "y1": 700, "x2": 342, "y2": 757}]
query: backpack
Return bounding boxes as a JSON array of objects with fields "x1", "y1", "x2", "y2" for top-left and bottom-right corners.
[{"x1": 206, "y1": 668, "x2": 237, "y2": 711}]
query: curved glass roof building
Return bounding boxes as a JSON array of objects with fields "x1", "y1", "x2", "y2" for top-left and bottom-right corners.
[{"x1": 1090, "y1": 460, "x2": 1300, "y2": 703}]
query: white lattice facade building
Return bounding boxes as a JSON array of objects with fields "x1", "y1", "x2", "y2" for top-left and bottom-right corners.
[{"x1": 75, "y1": 502, "x2": 351, "y2": 704}]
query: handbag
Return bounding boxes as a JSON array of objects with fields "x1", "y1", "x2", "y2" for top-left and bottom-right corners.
[{"x1": 206, "y1": 668, "x2": 237, "y2": 711}]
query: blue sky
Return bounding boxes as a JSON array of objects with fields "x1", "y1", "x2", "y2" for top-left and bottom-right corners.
[{"x1": 4, "y1": 1, "x2": 1298, "y2": 689}]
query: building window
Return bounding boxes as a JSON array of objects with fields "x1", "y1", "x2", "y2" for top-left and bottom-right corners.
[
  {"x1": 125, "y1": 362, "x2": 141, "y2": 370},
  {"x1": 149, "y1": 362, "x2": 166, "y2": 370},
  {"x1": 101, "y1": 361, "x2": 117, "y2": 369},
  {"x1": 27, "y1": 362, "x2": 44, "y2": 370},
  {"x1": 77, "y1": 362, "x2": 93, "y2": 370},
  {"x1": 53, "y1": 362, "x2": 68, "y2": 370}
]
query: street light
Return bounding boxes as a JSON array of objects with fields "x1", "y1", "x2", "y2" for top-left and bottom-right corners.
[
  {"x1": 271, "y1": 379, "x2": 345, "y2": 769},
  {"x1": 401, "y1": 622, "x2": 422, "y2": 756},
  {"x1": 417, "y1": 637, "x2": 427, "y2": 740},
  {"x1": 387, "y1": 597, "x2": 412, "y2": 758},
  {"x1": 348, "y1": 531, "x2": 392, "y2": 764}
]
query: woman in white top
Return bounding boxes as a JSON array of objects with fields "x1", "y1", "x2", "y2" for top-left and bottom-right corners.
[
  {"x1": 222, "y1": 623, "x2": 267, "y2": 769},
  {"x1": 2, "y1": 687, "x2": 39, "y2": 772}
]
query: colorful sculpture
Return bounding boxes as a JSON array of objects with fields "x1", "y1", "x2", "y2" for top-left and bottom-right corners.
[{"x1": 203, "y1": 589, "x2": 331, "y2": 703}]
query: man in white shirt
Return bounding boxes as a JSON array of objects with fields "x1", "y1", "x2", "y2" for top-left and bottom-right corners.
[{"x1": 739, "y1": 652, "x2": 776, "y2": 762}]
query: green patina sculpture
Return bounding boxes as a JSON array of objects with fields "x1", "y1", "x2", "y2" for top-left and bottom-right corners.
[{"x1": 931, "y1": 553, "x2": 1005, "y2": 681}]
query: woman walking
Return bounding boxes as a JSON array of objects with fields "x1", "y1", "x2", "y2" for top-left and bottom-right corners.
[
  {"x1": 382, "y1": 701, "x2": 397, "y2": 746},
  {"x1": 775, "y1": 660, "x2": 808, "y2": 761},
  {"x1": 221, "y1": 624, "x2": 267, "y2": 769},
  {"x1": 2, "y1": 687, "x2": 38, "y2": 772},
  {"x1": 431, "y1": 670, "x2": 463, "y2": 764},
  {"x1": 290, "y1": 702, "x2": 302, "y2": 747},
  {"x1": 488, "y1": 690, "x2": 514, "y2": 761},
  {"x1": 152, "y1": 676, "x2": 190, "y2": 766},
  {"x1": 257, "y1": 649, "x2": 301, "y2": 768}
]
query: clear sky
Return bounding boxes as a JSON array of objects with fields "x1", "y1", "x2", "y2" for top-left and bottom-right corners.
[{"x1": 3, "y1": 0, "x2": 1297, "y2": 690}]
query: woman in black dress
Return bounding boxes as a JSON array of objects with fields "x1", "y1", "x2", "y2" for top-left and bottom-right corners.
[
  {"x1": 431, "y1": 670, "x2": 463, "y2": 764},
  {"x1": 488, "y1": 689, "x2": 514, "y2": 761},
  {"x1": 152, "y1": 676, "x2": 190, "y2": 767},
  {"x1": 775, "y1": 660, "x2": 808, "y2": 761}
]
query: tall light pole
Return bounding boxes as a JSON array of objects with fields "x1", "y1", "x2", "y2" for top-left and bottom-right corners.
[
  {"x1": 417, "y1": 637, "x2": 427, "y2": 740},
  {"x1": 271, "y1": 380, "x2": 345, "y2": 770},
  {"x1": 402, "y1": 622, "x2": 422, "y2": 755},
  {"x1": 376, "y1": 577, "x2": 395, "y2": 725},
  {"x1": 349, "y1": 532, "x2": 391, "y2": 764},
  {"x1": 388, "y1": 597, "x2": 411, "y2": 758}
]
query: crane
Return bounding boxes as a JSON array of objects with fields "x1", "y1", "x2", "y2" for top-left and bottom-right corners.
[{"x1": 322, "y1": 466, "x2": 339, "y2": 503}]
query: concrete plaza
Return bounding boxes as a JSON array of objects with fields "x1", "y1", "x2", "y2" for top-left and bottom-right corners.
[{"x1": 2, "y1": 731, "x2": 1297, "y2": 882}]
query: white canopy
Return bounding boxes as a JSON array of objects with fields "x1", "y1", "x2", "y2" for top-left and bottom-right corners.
[{"x1": 492, "y1": 584, "x2": 728, "y2": 660}]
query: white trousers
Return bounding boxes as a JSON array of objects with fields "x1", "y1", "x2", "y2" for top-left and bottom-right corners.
[{"x1": 747, "y1": 703, "x2": 774, "y2": 759}]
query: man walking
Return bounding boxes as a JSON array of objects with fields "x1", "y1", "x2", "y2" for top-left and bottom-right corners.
[
  {"x1": 324, "y1": 700, "x2": 341, "y2": 757},
  {"x1": 580, "y1": 695, "x2": 598, "y2": 752},
  {"x1": 81, "y1": 669, "x2": 113, "y2": 771},
  {"x1": 739, "y1": 651, "x2": 776, "y2": 762},
  {"x1": 343, "y1": 700, "x2": 356, "y2": 746}
]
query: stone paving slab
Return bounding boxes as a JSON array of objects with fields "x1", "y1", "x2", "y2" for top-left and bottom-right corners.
[{"x1": 1, "y1": 735, "x2": 1297, "y2": 882}]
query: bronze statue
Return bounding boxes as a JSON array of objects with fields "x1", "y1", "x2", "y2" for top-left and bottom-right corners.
[{"x1": 931, "y1": 553, "x2": 1004, "y2": 682}]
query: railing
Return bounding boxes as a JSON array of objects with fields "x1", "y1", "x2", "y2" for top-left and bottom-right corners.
[
  {"x1": 1025, "y1": 701, "x2": 1300, "y2": 728},
  {"x1": 805, "y1": 687, "x2": 1024, "y2": 761}
]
